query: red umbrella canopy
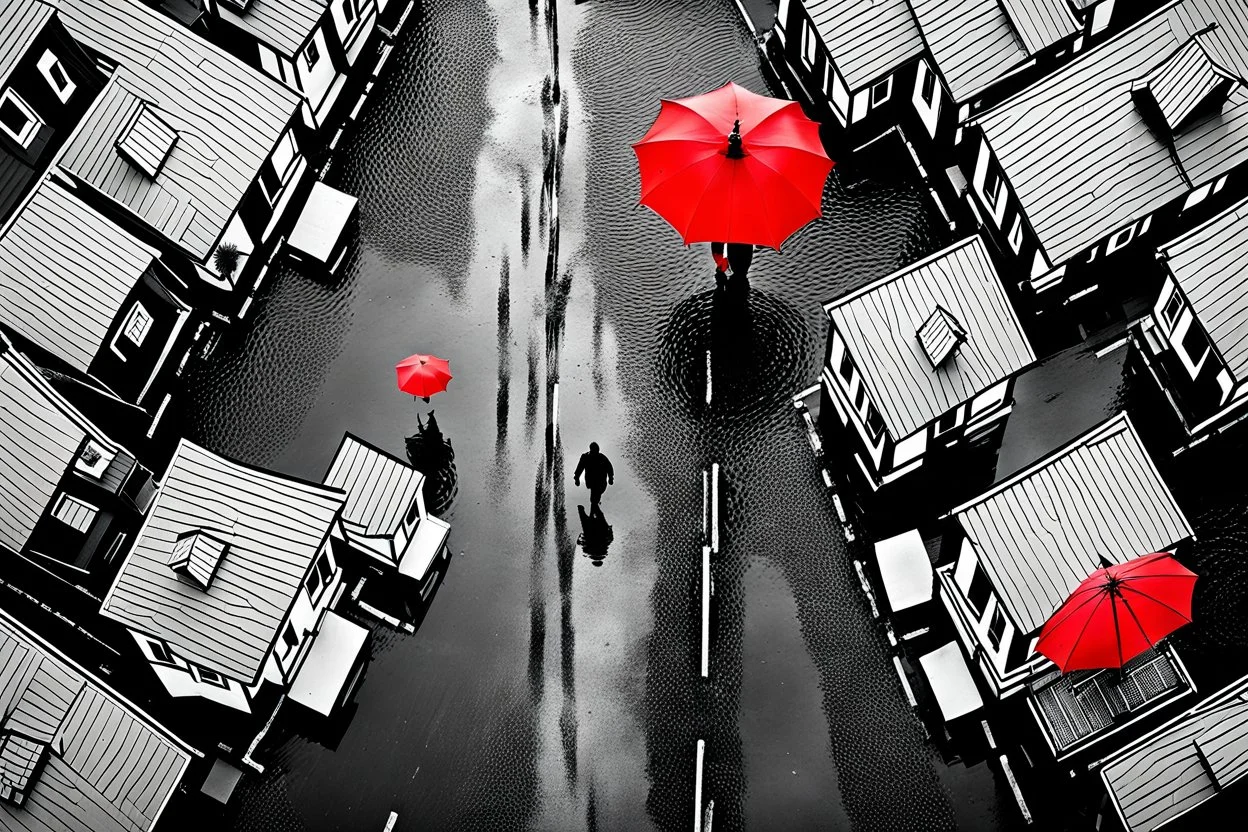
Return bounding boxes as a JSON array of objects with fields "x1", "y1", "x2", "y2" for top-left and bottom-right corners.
[
  {"x1": 1036, "y1": 552, "x2": 1197, "y2": 673},
  {"x1": 632, "y1": 81, "x2": 834, "y2": 249},
  {"x1": 396, "y1": 353, "x2": 452, "y2": 399}
]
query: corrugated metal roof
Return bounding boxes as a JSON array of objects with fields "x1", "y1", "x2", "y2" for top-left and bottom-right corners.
[
  {"x1": 1102, "y1": 677, "x2": 1248, "y2": 831},
  {"x1": 0, "y1": 178, "x2": 157, "y2": 373},
  {"x1": 1160, "y1": 195, "x2": 1248, "y2": 380},
  {"x1": 0, "y1": 350, "x2": 85, "y2": 555},
  {"x1": 217, "y1": 0, "x2": 327, "y2": 59},
  {"x1": 49, "y1": 0, "x2": 301, "y2": 261},
  {"x1": 0, "y1": 613, "x2": 190, "y2": 832},
  {"x1": 976, "y1": 0, "x2": 1248, "y2": 266},
  {"x1": 825, "y1": 236, "x2": 1035, "y2": 438},
  {"x1": 0, "y1": 0, "x2": 52, "y2": 90},
  {"x1": 950, "y1": 414, "x2": 1193, "y2": 634},
  {"x1": 999, "y1": 0, "x2": 1080, "y2": 55},
  {"x1": 102, "y1": 440, "x2": 346, "y2": 682},
  {"x1": 909, "y1": 0, "x2": 1029, "y2": 102},
  {"x1": 323, "y1": 433, "x2": 423, "y2": 538},
  {"x1": 805, "y1": 0, "x2": 925, "y2": 91}
]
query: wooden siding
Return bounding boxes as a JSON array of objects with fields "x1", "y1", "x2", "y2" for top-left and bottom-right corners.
[{"x1": 0, "y1": 0, "x2": 52, "y2": 89}]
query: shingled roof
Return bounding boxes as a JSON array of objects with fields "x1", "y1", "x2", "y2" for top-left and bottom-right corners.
[
  {"x1": 803, "y1": 0, "x2": 924, "y2": 91},
  {"x1": 102, "y1": 440, "x2": 346, "y2": 682}
]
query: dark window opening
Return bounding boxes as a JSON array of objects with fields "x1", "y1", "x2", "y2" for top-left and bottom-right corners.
[
  {"x1": 1005, "y1": 630, "x2": 1032, "y2": 670},
  {"x1": 865, "y1": 405, "x2": 885, "y2": 441},
  {"x1": 854, "y1": 385, "x2": 866, "y2": 410},
  {"x1": 405, "y1": 496, "x2": 420, "y2": 526},
  {"x1": 838, "y1": 349, "x2": 854, "y2": 382},
  {"x1": 283, "y1": 623, "x2": 298, "y2": 651},
  {"x1": 921, "y1": 70, "x2": 937, "y2": 105},
  {"x1": 197, "y1": 666, "x2": 229, "y2": 688},
  {"x1": 305, "y1": 40, "x2": 320, "y2": 69},
  {"x1": 0, "y1": 98, "x2": 30, "y2": 135},
  {"x1": 935, "y1": 410, "x2": 959, "y2": 436},
  {"x1": 1162, "y1": 291, "x2": 1183, "y2": 329},
  {"x1": 987, "y1": 606, "x2": 1007, "y2": 651},
  {"x1": 983, "y1": 166, "x2": 1004, "y2": 209},
  {"x1": 1181, "y1": 320, "x2": 1211, "y2": 369},
  {"x1": 149, "y1": 640, "x2": 174, "y2": 664},
  {"x1": 966, "y1": 564, "x2": 992, "y2": 617},
  {"x1": 342, "y1": 0, "x2": 357, "y2": 23}
]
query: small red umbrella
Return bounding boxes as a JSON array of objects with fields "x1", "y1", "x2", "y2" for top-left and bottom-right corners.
[
  {"x1": 396, "y1": 353, "x2": 452, "y2": 401},
  {"x1": 1036, "y1": 552, "x2": 1197, "y2": 673},
  {"x1": 632, "y1": 81, "x2": 834, "y2": 249}
]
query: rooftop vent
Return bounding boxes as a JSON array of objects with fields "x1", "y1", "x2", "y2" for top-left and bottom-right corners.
[
  {"x1": 1133, "y1": 32, "x2": 1242, "y2": 136},
  {"x1": 168, "y1": 529, "x2": 228, "y2": 590},
  {"x1": 917, "y1": 305, "x2": 967, "y2": 368},
  {"x1": 115, "y1": 103, "x2": 178, "y2": 178}
]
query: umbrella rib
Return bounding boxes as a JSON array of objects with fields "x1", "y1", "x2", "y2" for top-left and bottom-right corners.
[
  {"x1": 745, "y1": 150, "x2": 826, "y2": 214},
  {"x1": 637, "y1": 148, "x2": 724, "y2": 201},
  {"x1": 1110, "y1": 590, "x2": 1125, "y2": 670},
  {"x1": 1042, "y1": 586, "x2": 1109, "y2": 633},
  {"x1": 1053, "y1": 589, "x2": 1112, "y2": 668},
  {"x1": 1115, "y1": 591, "x2": 1162, "y2": 655},
  {"x1": 1116, "y1": 583, "x2": 1195, "y2": 624}
]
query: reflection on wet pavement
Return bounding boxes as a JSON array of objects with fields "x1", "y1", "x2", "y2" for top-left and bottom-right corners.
[{"x1": 178, "y1": 0, "x2": 1030, "y2": 830}]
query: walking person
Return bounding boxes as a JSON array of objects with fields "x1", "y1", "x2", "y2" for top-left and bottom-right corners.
[
  {"x1": 710, "y1": 241, "x2": 754, "y2": 291},
  {"x1": 574, "y1": 442, "x2": 615, "y2": 509}
]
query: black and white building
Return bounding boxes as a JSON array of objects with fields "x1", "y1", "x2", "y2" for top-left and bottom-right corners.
[
  {"x1": 0, "y1": 0, "x2": 100, "y2": 221},
  {"x1": 323, "y1": 432, "x2": 450, "y2": 592},
  {"x1": 1131, "y1": 194, "x2": 1248, "y2": 450},
  {"x1": 47, "y1": 0, "x2": 307, "y2": 299},
  {"x1": 199, "y1": 0, "x2": 380, "y2": 133},
  {"x1": 957, "y1": 0, "x2": 1248, "y2": 321},
  {"x1": 936, "y1": 413, "x2": 1197, "y2": 761},
  {"x1": 0, "y1": 608, "x2": 192, "y2": 831},
  {"x1": 0, "y1": 340, "x2": 157, "y2": 591},
  {"x1": 1099, "y1": 673, "x2": 1248, "y2": 832},
  {"x1": 820, "y1": 235, "x2": 1035, "y2": 496},
  {"x1": 0, "y1": 177, "x2": 195, "y2": 427},
  {"x1": 101, "y1": 439, "x2": 368, "y2": 716}
]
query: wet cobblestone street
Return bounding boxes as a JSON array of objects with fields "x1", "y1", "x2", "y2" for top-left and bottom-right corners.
[{"x1": 177, "y1": 1, "x2": 1023, "y2": 829}]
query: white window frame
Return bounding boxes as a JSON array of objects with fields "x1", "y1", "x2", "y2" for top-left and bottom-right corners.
[
  {"x1": 870, "y1": 77, "x2": 893, "y2": 109},
  {"x1": 983, "y1": 165, "x2": 1004, "y2": 210},
  {"x1": 147, "y1": 639, "x2": 176, "y2": 665},
  {"x1": 1160, "y1": 288, "x2": 1183, "y2": 331},
  {"x1": 1007, "y1": 215, "x2": 1025, "y2": 254},
  {"x1": 304, "y1": 550, "x2": 335, "y2": 604},
  {"x1": 304, "y1": 38, "x2": 320, "y2": 71},
  {"x1": 1173, "y1": 311, "x2": 1212, "y2": 379},
  {"x1": 53, "y1": 493, "x2": 97, "y2": 532},
  {"x1": 37, "y1": 50, "x2": 75, "y2": 103},
  {"x1": 342, "y1": 0, "x2": 359, "y2": 25},
  {"x1": 802, "y1": 21, "x2": 818, "y2": 69},
  {"x1": 111, "y1": 302, "x2": 153, "y2": 359},
  {"x1": 0, "y1": 88, "x2": 41, "y2": 148},
  {"x1": 192, "y1": 665, "x2": 230, "y2": 688}
]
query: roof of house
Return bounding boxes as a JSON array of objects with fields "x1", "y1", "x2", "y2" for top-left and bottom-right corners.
[
  {"x1": 0, "y1": 0, "x2": 53, "y2": 89},
  {"x1": 804, "y1": 0, "x2": 925, "y2": 92},
  {"x1": 1102, "y1": 675, "x2": 1248, "y2": 831},
  {"x1": 0, "y1": 611, "x2": 190, "y2": 832},
  {"x1": 949, "y1": 413, "x2": 1193, "y2": 634},
  {"x1": 0, "y1": 348, "x2": 87, "y2": 555},
  {"x1": 1160, "y1": 194, "x2": 1248, "y2": 380},
  {"x1": 49, "y1": 0, "x2": 300, "y2": 261},
  {"x1": 0, "y1": 178, "x2": 157, "y2": 373},
  {"x1": 824, "y1": 236, "x2": 1035, "y2": 438},
  {"x1": 217, "y1": 0, "x2": 327, "y2": 59},
  {"x1": 975, "y1": 0, "x2": 1248, "y2": 266},
  {"x1": 102, "y1": 440, "x2": 346, "y2": 682},
  {"x1": 999, "y1": 0, "x2": 1080, "y2": 55},
  {"x1": 323, "y1": 433, "x2": 423, "y2": 538},
  {"x1": 908, "y1": 0, "x2": 1030, "y2": 102}
]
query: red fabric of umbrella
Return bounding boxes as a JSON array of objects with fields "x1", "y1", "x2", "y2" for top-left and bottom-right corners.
[
  {"x1": 1036, "y1": 552, "x2": 1197, "y2": 673},
  {"x1": 632, "y1": 82, "x2": 834, "y2": 249},
  {"x1": 396, "y1": 353, "x2": 452, "y2": 400}
]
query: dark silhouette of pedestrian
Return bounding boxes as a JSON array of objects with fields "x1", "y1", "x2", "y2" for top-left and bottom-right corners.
[
  {"x1": 727, "y1": 242, "x2": 753, "y2": 281},
  {"x1": 574, "y1": 442, "x2": 614, "y2": 509},
  {"x1": 710, "y1": 241, "x2": 754, "y2": 290},
  {"x1": 577, "y1": 504, "x2": 613, "y2": 566}
]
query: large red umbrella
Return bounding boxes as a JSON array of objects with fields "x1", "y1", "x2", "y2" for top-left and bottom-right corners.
[
  {"x1": 396, "y1": 353, "x2": 452, "y2": 401},
  {"x1": 632, "y1": 82, "x2": 834, "y2": 249},
  {"x1": 1036, "y1": 552, "x2": 1197, "y2": 673}
]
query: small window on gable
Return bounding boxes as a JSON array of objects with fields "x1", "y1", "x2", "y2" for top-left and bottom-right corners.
[
  {"x1": 1180, "y1": 319, "x2": 1212, "y2": 375},
  {"x1": 149, "y1": 639, "x2": 174, "y2": 664},
  {"x1": 870, "y1": 77, "x2": 892, "y2": 108},
  {"x1": 966, "y1": 564, "x2": 992, "y2": 617},
  {"x1": 987, "y1": 606, "x2": 1007, "y2": 651},
  {"x1": 305, "y1": 551, "x2": 334, "y2": 603},
  {"x1": 853, "y1": 384, "x2": 866, "y2": 411},
  {"x1": 1161, "y1": 290, "x2": 1183, "y2": 330},
  {"x1": 37, "y1": 50, "x2": 75, "y2": 103},
  {"x1": 0, "y1": 89, "x2": 40, "y2": 148},
  {"x1": 342, "y1": 0, "x2": 357, "y2": 24},
  {"x1": 838, "y1": 349, "x2": 855, "y2": 383},
  {"x1": 802, "y1": 21, "x2": 818, "y2": 68},
  {"x1": 282, "y1": 623, "x2": 298, "y2": 652},
  {"x1": 122, "y1": 302, "x2": 153, "y2": 346},
  {"x1": 934, "y1": 409, "x2": 960, "y2": 437},
  {"x1": 405, "y1": 495, "x2": 421, "y2": 527},
  {"x1": 983, "y1": 165, "x2": 1004, "y2": 210},
  {"x1": 53, "y1": 494, "x2": 96, "y2": 533},
  {"x1": 865, "y1": 405, "x2": 885, "y2": 441},
  {"x1": 305, "y1": 39, "x2": 320, "y2": 70},
  {"x1": 196, "y1": 666, "x2": 229, "y2": 688},
  {"x1": 920, "y1": 68, "x2": 937, "y2": 105}
]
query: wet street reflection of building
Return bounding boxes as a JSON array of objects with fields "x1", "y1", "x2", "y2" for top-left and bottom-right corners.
[{"x1": 177, "y1": 0, "x2": 1021, "y2": 830}]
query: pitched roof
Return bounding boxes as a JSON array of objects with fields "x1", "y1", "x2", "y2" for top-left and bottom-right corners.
[
  {"x1": 804, "y1": 0, "x2": 925, "y2": 91},
  {"x1": 49, "y1": 0, "x2": 300, "y2": 261},
  {"x1": 216, "y1": 0, "x2": 327, "y2": 59},
  {"x1": 824, "y1": 236, "x2": 1035, "y2": 438},
  {"x1": 999, "y1": 0, "x2": 1080, "y2": 55},
  {"x1": 323, "y1": 433, "x2": 423, "y2": 538},
  {"x1": 1161, "y1": 195, "x2": 1248, "y2": 379},
  {"x1": 1139, "y1": 32, "x2": 1243, "y2": 135},
  {"x1": 949, "y1": 414, "x2": 1193, "y2": 634},
  {"x1": 0, "y1": 178, "x2": 157, "y2": 373},
  {"x1": 0, "y1": 349, "x2": 86, "y2": 555},
  {"x1": 909, "y1": 0, "x2": 1030, "y2": 102},
  {"x1": 0, "y1": 611, "x2": 190, "y2": 832},
  {"x1": 0, "y1": 0, "x2": 53, "y2": 90},
  {"x1": 1102, "y1": 676, "x2": 1248, "y2": 831},
  {"x1": 115, "y1": 103, "x2": 179, "y2": 179},
  {"x1": 102, "y1": 440, "x2": 346, "y2": 682},
  {"x1": 975, "y1": 0, "x2": 1248, "y2": 266}
]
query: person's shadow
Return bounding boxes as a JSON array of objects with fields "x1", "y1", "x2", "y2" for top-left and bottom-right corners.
[{"x1": 577, "y1": 504, "x2": 613, "y2": 566}]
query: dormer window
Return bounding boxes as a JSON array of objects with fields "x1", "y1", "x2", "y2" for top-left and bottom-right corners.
[
  {"x1": 1134, "y1": 33, "x2": 1243, "y2": 137},
  {"x1": 115, "y1": 103, "x2": 178, "y2": 178},
  {"x1": 917, "y1": 305, "x2": 967, "y2": 368},
  {"x1": 168, "y1": 529, "x2": 228, "y2": 589},
  {"x1": 0, "y1": 733, "x2": 50, "y2": 806},
  {"x1": 74, "y1": 439, "x2": 115, "y2": 479},
  {"x1": 37, "y1": 50, "x2": 75, "y2": 103}
]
